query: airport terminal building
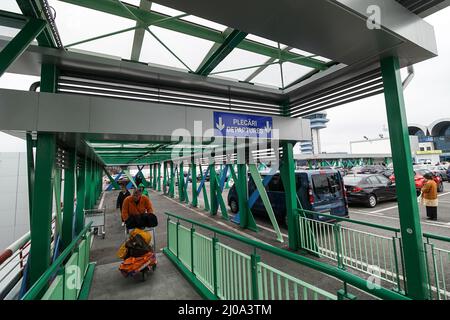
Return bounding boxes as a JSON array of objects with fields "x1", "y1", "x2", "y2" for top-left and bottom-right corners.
[{"x1": 409, "y1": 118, "x2": 450, "y2": 163}]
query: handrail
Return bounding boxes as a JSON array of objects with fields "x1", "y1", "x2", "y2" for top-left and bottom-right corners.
[
  {"x1": 423, "y1": 232, "x2": 450, "y2": 243},
  {"x1": 0, "y1": 232, "x2": 31, "y2": 266},
  {"x1": 298, "y1": 208, "x2": 450, "y2": 244},
  {"x1": 165, "y1": 212, "x2": 409, "y2": 300},
  {"x1": 297, "y1": 208, "x2": 401, "y2": 233},
  {"x1": 21, "y1": 222, "x2": 93, "y2": 300}
]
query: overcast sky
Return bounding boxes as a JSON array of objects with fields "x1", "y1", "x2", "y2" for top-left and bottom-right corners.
[
  {"x1": 0, "y1": 3, "x2": 449, "y2": 153},
  {"x1": 320, "y1": 7, "x2": 450, "y2": 153}
]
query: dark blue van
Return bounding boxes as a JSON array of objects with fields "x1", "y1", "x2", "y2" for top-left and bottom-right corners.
[{"x1": 227, "y1": 169, "x2": 349, "y2": 225}]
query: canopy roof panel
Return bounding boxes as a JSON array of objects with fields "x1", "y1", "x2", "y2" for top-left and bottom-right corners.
[{"x1": 0, "y1": 0, "x2": 442, "y2": 117}]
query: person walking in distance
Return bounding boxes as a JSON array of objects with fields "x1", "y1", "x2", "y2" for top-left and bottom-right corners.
[
  {"x1": 421, "y1": 173, "x2": 438, "y2": 221},
  {"x1": 117, "y1": 183, "x2": 131, "y2": 224}
]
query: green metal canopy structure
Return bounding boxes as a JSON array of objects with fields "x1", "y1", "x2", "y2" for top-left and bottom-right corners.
[{"x1": 0, "y1": 0, "x2": 448, "y2": 301}]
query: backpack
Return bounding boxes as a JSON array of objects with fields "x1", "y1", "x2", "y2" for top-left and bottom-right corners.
[{"x1": 125, "y1": 233, "x2": 152, "y2": 258}]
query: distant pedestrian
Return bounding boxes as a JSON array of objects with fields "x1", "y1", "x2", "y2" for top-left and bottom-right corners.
[
  {"x1": 421, "y1": 173, "x2": 438, "y2": 221},
  {"x1": 116, "y1": 183, "x2": 131, "y2": 223}
]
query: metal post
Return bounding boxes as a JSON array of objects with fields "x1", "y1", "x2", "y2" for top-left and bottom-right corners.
[
  {"x1": 25, "y1": 132, "x2": 35, "y2": 221},
  {"x1": 169, "y1": 161, "x2": 175, "y2": 198},
  {"x1": 27, "y1": 133, "x2": 56, "y2": 287},
  {"x1": 163, "y1": 161, "x2": 167, "y2": 194},
  {"x1": 380, "y1": 56, "x2": 428, "y2": 299},
  {"x1": 153, "y1": 163, "x2": 157, "y2": 189},
  {"x1": 84, "y1": 158, "x2": 91, "y2": 210},
  {"x1": 237, "y1": 145, "x2": 253, "y2": 229},
  {"x1": 75, "y1": 157, "x2": 86, "y2": 234},
  {"x1": 209, "y1": 163, "x2": 218, "y2": 215},
  {"x1": 157, "y1": 163, "x2": 161, "y2": 191},
  {"x1": 179, "y1": 162, "x2": 185, "y2": 202},
  {"x1": 191, "y1": 160, "x2": 198, "y2": 207},
  {"x1": 280, "y1": 141, "x2": 299, "y2": 250},
  {"x1": 62, "y1": 148, "x2": 76, "y2": 249},
  {"x1": 212, "y1": 236, "x2": 219, "y2": 297},
  {"x1": 250, "y1": 250, "x2": 261, "y2": 299}
]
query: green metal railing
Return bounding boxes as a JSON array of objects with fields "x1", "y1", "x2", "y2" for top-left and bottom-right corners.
[
  {"x1": 297, "y1": 209, "x2": 450, "y2": 299},
  {"x1": 297, "y1": 211, "x2": 405, "y2": 291},
  {"x1": 164, "y1": 212, "x2": 409, "y2": 300},
  {"x1": 22, "y1": 222, "x2": 94, "y2": 300},
  {"x1": 423, "y1": 233, "x2": 450, "y2": 300}
]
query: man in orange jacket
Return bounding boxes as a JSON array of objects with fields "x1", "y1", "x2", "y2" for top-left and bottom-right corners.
[{"x1": 122, "y1": 188, "x2": 157, "y2": 229}]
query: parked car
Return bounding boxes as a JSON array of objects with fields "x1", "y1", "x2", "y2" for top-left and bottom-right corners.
[
  {"x1": 389, "y1": 169, "x2": 444, "y2": 193},
  {"x1": 227, "y1": 169, "x2": 349, "y2": 226},
  {"x1": 447, "y1": 166, "x2": 450, "y2": 181},
  {"x1": 428, "y1": 165, "x2": 449, "y2": 182},
  {"x1": 344, "y1": 174, "x2": 396, "y2": 208}
]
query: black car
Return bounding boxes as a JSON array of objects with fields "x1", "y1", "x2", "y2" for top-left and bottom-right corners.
[{"x1": 344, "y1": 174, "x2": 396, "y2": 208}]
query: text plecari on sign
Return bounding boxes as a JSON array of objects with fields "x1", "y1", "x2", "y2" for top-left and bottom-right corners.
[{"x1": 213, "y1": 111, "x2": 273, "y2": 138}]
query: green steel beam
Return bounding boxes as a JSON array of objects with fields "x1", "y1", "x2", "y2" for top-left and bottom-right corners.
[
  {"x1": 130, "y1": 0, "x2": 152, "y2": 61},
  {"x1": 380, "y1": 56, "x2": 428, "y2": 300},
  {"x1": 27, "y1": 133, "x2": 56, "y2": 288},
  {"x1": 103, "y1": 167, "x2": 121, "y2": 190},
  {"x1": 0, "y1": 9, "x2": 27, "y2": 29},
  {"x1": 244, "y1": 46, "x2": 293, "y2": 82},
  {"x1": 58, "y1": 0, "x2": 327, "y2": 70},
  {"x1": 62, "y1": 149, "x2": 76, "y2": 249},
  {"x1": 0, "y1": 18, "x2": 45, "y2": 76},
  {"x1": 280, "y1": 142, "x2": 299, "y2": 250},
  {"x1": 248, "y1": 164, "x2": 283, "y2": 242},
  {"x1": 16, "y1": 0, "x2": 59, "y2": 48},
  {"x1": 196, "y1": 29, "x2": 248, "y2": 76}
]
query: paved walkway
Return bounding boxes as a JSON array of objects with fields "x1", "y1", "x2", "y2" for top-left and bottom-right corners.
[
  {"x1": 88, "y1": 190, "x2": 200, "y2": 300},
  {"x1": 88, "y1": 187, "x2": 375, "y2": 300}
]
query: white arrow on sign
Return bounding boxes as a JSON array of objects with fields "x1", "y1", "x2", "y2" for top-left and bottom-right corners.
[
  {"x1": 216, "y1": 117, "x2": 225, "y2": 130},
  {"x1": 264, "y1": 121, "x2": 272, "y2": 133}
]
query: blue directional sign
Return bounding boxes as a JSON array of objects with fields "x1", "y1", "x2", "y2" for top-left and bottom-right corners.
[{"x1": 213, "y1": 111, "x2": 273, "y2": 138}]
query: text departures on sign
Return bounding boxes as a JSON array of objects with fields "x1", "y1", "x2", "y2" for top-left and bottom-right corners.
[{"x1": 213, "y1": 111, "x2": 273, "y2": 138}]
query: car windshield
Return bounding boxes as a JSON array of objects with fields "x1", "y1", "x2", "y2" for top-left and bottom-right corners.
[
  {"x1": 416, "y1": 169, "x2": 431, "y2": 176},
  {"x1": 311, "y1": 173, "x2": 342, "y2": 195},
  {"x1": 343, "y1": 176, "x2": 364, "y2": 185}
]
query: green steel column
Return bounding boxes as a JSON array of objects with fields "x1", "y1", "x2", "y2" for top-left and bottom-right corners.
[
  {"x1": 84, "y1": 158, "x2": 90, "y2": 209},
  {"x1": 191, "y1": 161, "x2": 198, "y2": 207},
  {"x1": 209, "y1": 163, "x2": 218, "y2": 215},
  {"x1": 381, "y1": 56, "x2": 428, "y2": 299},
  {"x1": 280, "y1": 141, "x2": 299, "y2": 250},
  {"x1": 27, "y1": 133, "x2": 56, "y2": 287},
  {"x1": 163, "y1": 161, "x2": 167, "y2": 194},
  {"x1": 62, "y1": 149, "x2": 76, "y2": 249},
  {"x1": 237, "y1": 146, "x2": 255, "y2": 230},
  {"x1": 154, "y1": 164, "x2": 157, "y2": 189},
  {"x1": 179, "y1": 162, "x2": 185, "y2": 202},
  {"x1": 157, "y1": 163, "x2": 161, "y2": 191},
  {"x1": 169, "y1": 161, "x2": 175, "y2": 198},
  {"x1": 25, "y1": 132, "x2": 35, "y2": 220},
  {"x1": 75, "y1": 157, "x2": 86, "y2": 234}
]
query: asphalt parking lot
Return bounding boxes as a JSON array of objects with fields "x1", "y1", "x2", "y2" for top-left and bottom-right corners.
[{"x1": 184, "y1": 181, "x2": 450, "y2": 243}]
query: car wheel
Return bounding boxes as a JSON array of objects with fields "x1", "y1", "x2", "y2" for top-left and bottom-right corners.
[
  {"x1": 367, "y1": 194, "x2": 377, "y2": 208},
  {"x1": 230, "y1": 199, "x2": 238, "y2": 213},
  {"x1": 438, "y1": 182, "x2": 444, "y2": 193}
]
